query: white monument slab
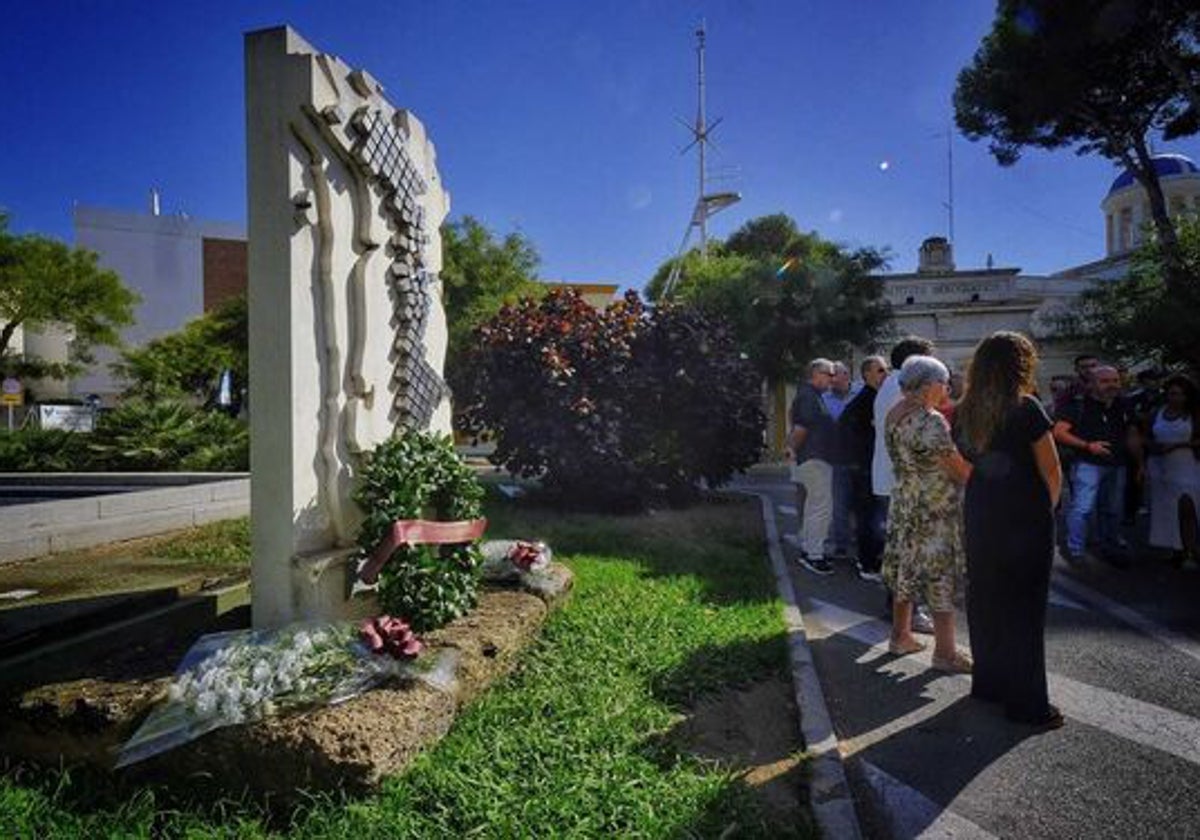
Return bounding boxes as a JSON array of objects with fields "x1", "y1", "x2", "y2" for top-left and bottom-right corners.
[{"x1": 245, "y1": 27, "x2": 452, "y2": 627}]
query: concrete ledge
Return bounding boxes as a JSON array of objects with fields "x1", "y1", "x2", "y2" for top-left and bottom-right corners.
[
  {"x1": 0, "y1": 472, "x2": 249, "y2": 487},
  {"x1": 48, "y1": 509, "x2": 200, "y2": 554},
  {"x1": 0, "y1": 534, "x2": 52, "y2": 564},
  {"x1": 0, "y1": 476, "x2": 249, "y2": 564}
]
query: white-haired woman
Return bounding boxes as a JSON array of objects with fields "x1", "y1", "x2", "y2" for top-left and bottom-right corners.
[{"x1": 882, "y1": 355, "x2": 973, "y2": 672}]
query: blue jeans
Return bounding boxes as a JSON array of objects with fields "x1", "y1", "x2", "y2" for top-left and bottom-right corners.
[
  {"x1": 825, "y1": 464, "x2": 853, "y2": 555},
  {"x1": 1065, "y1": 462, "x2": 1126, "y2": 555}
]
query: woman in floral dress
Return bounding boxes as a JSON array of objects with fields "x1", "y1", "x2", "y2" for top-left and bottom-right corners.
[{"x1": 883, "y1": 355, "x2": 973, "y2": 672}]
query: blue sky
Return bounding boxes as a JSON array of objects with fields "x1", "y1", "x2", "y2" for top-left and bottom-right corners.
[{"x1": 2, "y1": 1, "x2": 1196, "y2": 287}]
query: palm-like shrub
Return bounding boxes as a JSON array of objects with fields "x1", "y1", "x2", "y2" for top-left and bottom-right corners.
[
  {"x1": 0, "y1": 428, "x2": 88, "y2": 471},
  {"x1": 87, "y1": 400, "x2": 248, "y2": 471}
]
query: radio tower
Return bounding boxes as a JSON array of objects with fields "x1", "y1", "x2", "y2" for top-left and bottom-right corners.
[{"x1": 663, "y1": 20, "x2": 741, "y2": 298}]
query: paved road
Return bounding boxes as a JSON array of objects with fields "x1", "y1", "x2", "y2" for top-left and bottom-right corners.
[{"x1": 737, "y1": 474, "x2": 1200, "y2": 840}]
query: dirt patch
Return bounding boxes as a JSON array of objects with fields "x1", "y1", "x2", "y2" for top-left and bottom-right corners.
[{"x1": 674, "y1": 676, "x2": 809, "y2": 826}]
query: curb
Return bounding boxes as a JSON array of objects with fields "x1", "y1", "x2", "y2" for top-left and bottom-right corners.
[{"x1": 749, "y1": 491, "x2": 863, "y2": 840}]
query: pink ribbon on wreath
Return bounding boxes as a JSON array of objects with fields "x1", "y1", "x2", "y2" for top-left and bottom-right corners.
[{"x1": 359, "y1": 517, "x2": 489, "y2": 585}]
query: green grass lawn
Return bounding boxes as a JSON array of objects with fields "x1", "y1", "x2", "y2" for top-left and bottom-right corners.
[{"x1": 0, "y1": 494, "x2": 811, "y2": 838}]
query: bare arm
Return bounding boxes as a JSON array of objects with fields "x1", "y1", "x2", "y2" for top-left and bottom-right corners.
[
  {"x1": 1032, "y1": 431, "x2": 1063, "y2": 508},
  {"x1": 937, "y1": 448, "x2": 973, "y2": 485},
  {"x1": 1053, "y1": 420, "x2": 1110, "y2": 458},
  {"x1": 787, "y1": 425, "x2": 808, "y2": 453}
]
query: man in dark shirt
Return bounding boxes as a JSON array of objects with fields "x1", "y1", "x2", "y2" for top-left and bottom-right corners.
[
  {"x1": 1052, "y1": 353, "x2": 1100, "y2": 418},
  {"x1": 788, "y1": 358, "x2": 837, "y2": 575},
  {"x1": 1053, "y1": 365, "x2": 1139, "y2": 566},
  {"x1": 838, "y1": 355, "x2": 889, "y2": 580}
]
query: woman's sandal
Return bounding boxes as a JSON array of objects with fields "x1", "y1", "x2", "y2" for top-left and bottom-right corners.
[
  {"x1": 931, "y1": 651, "x2": 973, "y2": 674},
  {"x1": 888, "y1": 638, "x2": 927, "y2": 656}
]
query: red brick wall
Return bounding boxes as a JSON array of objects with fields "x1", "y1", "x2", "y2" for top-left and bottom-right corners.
[{"x1": 203, "y1": 237, "x2": 248, "y2": 311}]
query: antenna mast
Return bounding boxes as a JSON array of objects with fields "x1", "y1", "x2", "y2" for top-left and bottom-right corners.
[
  {"x1": 662, "y1": 20, "x2": 741, "y2": 298},
  {"x1": 945, "y1": 126, "x2": 955, "y2": 244},
  {"x1": 695, "y1": 21, "x2": 710, "y2": 255}
]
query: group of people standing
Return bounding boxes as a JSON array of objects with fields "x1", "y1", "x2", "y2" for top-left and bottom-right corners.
[
  {"x1": 1051, "y1": 355, "x2": 1200, "y2": 568},
  {"x1": 787, "y1": 331, "x2": 1099, "y2": 730}
]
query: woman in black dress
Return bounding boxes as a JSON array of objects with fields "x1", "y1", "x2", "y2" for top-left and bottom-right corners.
[{"x1": 955, "y1": 332, "x2": 1064, "y2": 729}]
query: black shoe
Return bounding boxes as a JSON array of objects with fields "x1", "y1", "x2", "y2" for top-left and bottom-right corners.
[
  {"x1": 797, "y1": 554, "x2": 834, "y2": 576},
  {"x1": 1100, "y1": 550, "x2": 1130, "y2": 570},
  {"x1": 1008, "y1": 704, "x2": 1065, "y2": 730}
]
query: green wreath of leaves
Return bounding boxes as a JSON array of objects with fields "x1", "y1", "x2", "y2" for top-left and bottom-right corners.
[{"x1": 354, "y1": 429, "x2": 486, "y2": 632}]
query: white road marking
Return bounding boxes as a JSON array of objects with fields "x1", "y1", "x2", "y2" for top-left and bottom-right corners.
[
  {"x1": 1051, "y1": 571, "x2": 1200, "y2": 666},
  {"x1": 1046, "y1": 673, "x2": 1200, "y2": 767},
  {"x1": 1046, "y1": 588, "x2": 1088, "y2": 611},
  {"x1": 806, "y1": 598, "x2": 1200, "y2": 767},
  {"x1": 859, "y1": 759, "x2": 1000, "y2": 840}
]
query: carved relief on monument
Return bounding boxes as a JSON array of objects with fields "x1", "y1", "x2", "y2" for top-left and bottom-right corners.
[{"x1": 278, "y1": 46, "x2": 453, "y2": 547}]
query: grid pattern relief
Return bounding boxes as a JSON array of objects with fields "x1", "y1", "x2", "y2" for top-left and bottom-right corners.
[{"x1": 349, "y1": 106, "x2": 449, "y2": 430}]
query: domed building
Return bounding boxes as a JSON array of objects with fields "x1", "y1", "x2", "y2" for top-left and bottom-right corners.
[
  {"x1": 1057, "y1": 152, "x2": 1200, "y2": 282},
  {"x1": 1102, "y1": 153, "x2": 1200, "y2": 256}
]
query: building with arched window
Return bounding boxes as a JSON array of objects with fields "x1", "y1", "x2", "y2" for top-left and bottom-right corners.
[{"x1": 1103, "y1": 154, "x2": 1200, "y2": 257}]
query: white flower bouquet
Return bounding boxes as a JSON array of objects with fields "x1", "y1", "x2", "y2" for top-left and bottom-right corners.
[{"x1": 116, "y1": 619, "x2": 457, "y2": 768}]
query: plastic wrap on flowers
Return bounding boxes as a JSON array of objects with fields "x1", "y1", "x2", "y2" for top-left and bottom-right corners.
[
  {"x1": 115, "y1": 618, "x2": 458, "y2": 768},
  {"x1": 479, "y1": 539, "x2": 567, "y2": 599}
]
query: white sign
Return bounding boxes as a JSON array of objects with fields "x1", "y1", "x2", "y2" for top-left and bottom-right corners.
[{"x1": 38, "y1": 404, "x2": 95, "y2": 432}]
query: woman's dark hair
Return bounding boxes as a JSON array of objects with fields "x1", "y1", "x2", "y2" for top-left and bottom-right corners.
[
  {"x1": 1162, "y1": 374, "x2": 1198, "y2": 414},
  {"x1": 957, "y1": 331, "x2": 1039, "y2": 452}
]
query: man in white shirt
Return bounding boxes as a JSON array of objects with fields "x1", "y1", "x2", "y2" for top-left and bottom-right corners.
[{"x1": 873, "y1": 336, "x2": 937, "y2": 633}]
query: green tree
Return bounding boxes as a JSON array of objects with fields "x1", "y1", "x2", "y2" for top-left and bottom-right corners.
[
  {"x1": 647, "y1": 215, "x2": 892, "y2": 383},
  {"x1": 1057, "y1": 215, "x2": 1200, "y2": 373},
  {"x1": 0, "y1": 214, "x2": 139, "y2": 378},
  {"x1": 440, "y1": 216, "x2": 543, "y2": 360},
  {"x1": 113, "y1": 294, "x2": 247, "y2": 402},
  {"x1": 954, "y1": 0, "x2": 1200, "y2": 294},
  {"x1": 724, "y1": 213, "x2": 801, "y2": 260}
]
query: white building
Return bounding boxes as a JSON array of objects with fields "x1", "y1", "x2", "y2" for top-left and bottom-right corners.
[
  {"x1": 883, "y1": 151, "x2": 1200, "y2": 379},
  {"x1": 71, "y1": 199, "x2": 246, "y2": 399},
  {"x1": 1055, "y1": 153, "x2": 1200, "y2": 284},
  {"x1": 878, "y1": 237, "x2": 1088, "y2": 385},
  {"x1": 768, "y1": 151, "x2": 1200, "y2": 454}
]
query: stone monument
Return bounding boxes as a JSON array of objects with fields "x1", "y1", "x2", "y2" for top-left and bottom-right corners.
[{"x1": 245, "y1": 27, "x2": 452, "y2": 627}]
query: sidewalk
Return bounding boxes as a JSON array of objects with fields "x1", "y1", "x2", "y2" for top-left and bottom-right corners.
[{"x1": 740, "y1": 471, "x2": 1200, "y2": 840}]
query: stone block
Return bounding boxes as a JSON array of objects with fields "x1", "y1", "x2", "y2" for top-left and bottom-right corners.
[
  {"x1": 206, "y1": 479, "x2": 250, "y2": 503},
  {"x1": 48, "y1": 509, "x2": 197, "y2": 553},
  {"x1": 191, "y1": 499, "x2": 250, "y2": 526},
  {"x1": 98, "y1": 485, "x2": 211, "y2": 519},
  {"x1": 292, "y1": 548, "x2": 378, "y2": 623},
  {"x1": 0, "y1": 533, "x2": 52, "y2": 564},
  {"x1": 0, "y1": 497, "x2": 101, "y2": 531}
]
